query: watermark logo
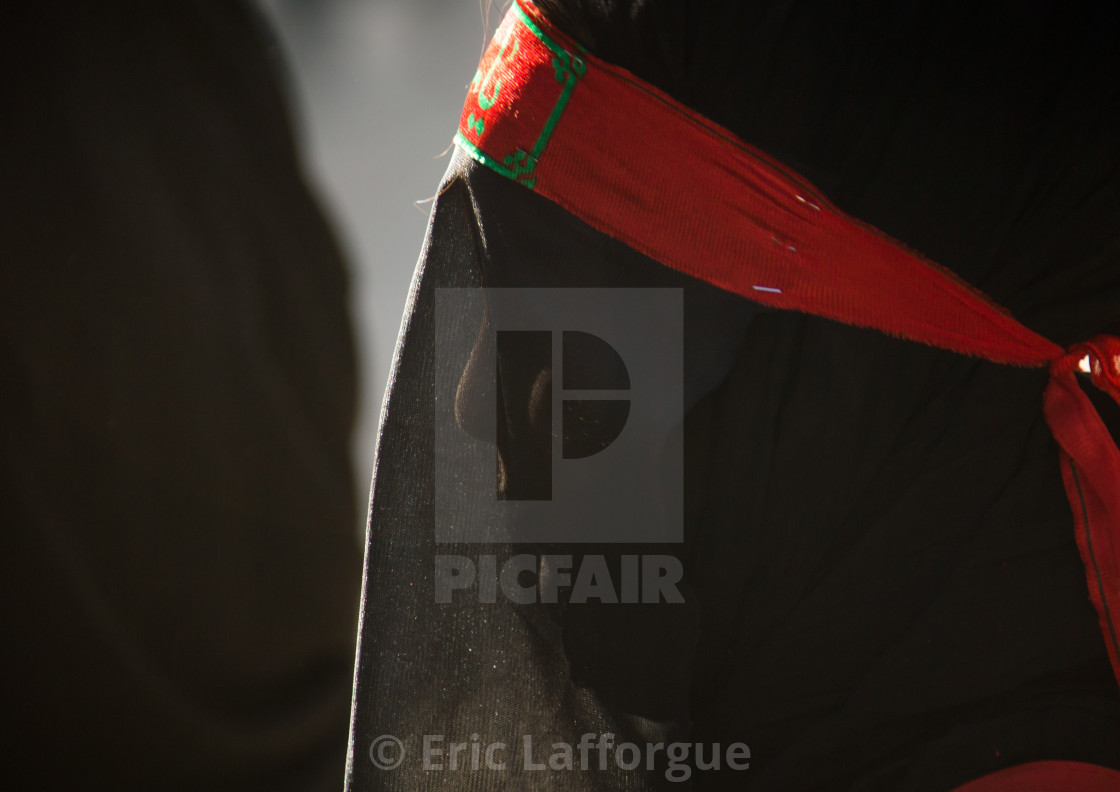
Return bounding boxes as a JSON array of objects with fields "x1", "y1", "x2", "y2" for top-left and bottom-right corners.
[
  {"x1": 368, "y1": 733, "x2": 750, "y2": 783},
  {"x1": 434, "y1": 553, "x2": 684, "y2": 604},
  {"x1": 435, "y1": 288, "x2": 683, "y2": 543},
  {"x1": 368, "y1": 735, "x2": 405, "y2": 771}
]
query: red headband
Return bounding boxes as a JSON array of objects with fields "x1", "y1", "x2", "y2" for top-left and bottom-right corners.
[{"x1": 456, "y1": 0, "x2": 1120, "y2": 693}]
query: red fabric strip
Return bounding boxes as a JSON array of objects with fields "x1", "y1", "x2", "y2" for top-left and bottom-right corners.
[
  {"x1": 457, "y1": 0, "x2": 1060, "y2": 365},
  {"x1": 1045, "y1": 337, "x2": 1120, "y2": 683},
  {"x1": 950, "y1": 761, "x2": 1120, "y2": 792},
  {"x1": 456, "y1": 0, "x2": 1120, "y2": 689}
]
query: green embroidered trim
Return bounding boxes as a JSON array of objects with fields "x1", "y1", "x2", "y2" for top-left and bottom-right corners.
[
  {"x1": 472, "y1": 39, "x2": 518, "y2": 111},
  {"x1": 511, "y1": 1, "x2": 586, "y2": 58},
  {"x1": 457, "y1": 3, "x2": 586, "y2": 190},
  {"x1": 453, "y1": 131, "x2": 519, "y2": 180},
  {"x1": 477, "y1": 78, "x2": 501, "y2": 110}
]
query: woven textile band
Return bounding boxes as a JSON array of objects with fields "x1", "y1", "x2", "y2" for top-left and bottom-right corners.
[{"x1": 454, "y1": 0, "x2": 1120, "y2": 704}]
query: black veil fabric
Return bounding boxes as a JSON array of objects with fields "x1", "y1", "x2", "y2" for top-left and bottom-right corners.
[{"x1": 347, "y1": 2, "x2": 1120, "y2": 790}]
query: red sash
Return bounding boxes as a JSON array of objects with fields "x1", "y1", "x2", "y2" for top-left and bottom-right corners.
[{"x1": 455, "y1": 0, "x2": 1120, "y2": 723}]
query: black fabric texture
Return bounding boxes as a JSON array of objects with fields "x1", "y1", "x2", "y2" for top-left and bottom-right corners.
[
  {"x1": 349, "y1": 1, "x2": 1120, "y2": 790},
  {"x1": 2, "y1": 2, "x2": 361, "y2": 789}
]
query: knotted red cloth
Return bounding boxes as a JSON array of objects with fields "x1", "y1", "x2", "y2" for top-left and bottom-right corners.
[{"x1": 455, "y1": 1, "x2": 1120, "y2": 778}]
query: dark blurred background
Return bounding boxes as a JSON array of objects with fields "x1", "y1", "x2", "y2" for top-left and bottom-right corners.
[{"x1": 0, "y1": 2, "x2": 495, "y2": 788}]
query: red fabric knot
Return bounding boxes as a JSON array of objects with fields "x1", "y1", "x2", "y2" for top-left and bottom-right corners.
[{"x1": 1066, "y1": 335, "x2": 1120, "y2": 399}]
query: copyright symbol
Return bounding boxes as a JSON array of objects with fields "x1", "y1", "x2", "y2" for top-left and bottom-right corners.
[{"x1": 369, "y1": 734, "x2": 405, "y2": 770}]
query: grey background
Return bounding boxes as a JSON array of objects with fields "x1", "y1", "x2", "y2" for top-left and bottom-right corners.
[{"x1": 258, "y1": 0, "x2": 502, "y2": 525}]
